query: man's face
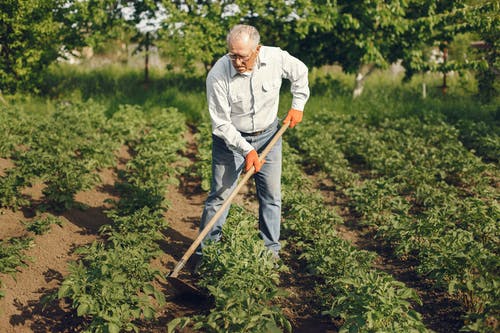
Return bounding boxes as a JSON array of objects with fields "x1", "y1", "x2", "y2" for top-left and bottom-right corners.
[{"x1": 228, "y1": 36, "x2": 259, "y2": 73}]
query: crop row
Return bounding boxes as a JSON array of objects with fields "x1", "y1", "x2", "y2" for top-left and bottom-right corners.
[
  {"x1": 0, "y1": 100, "x2": 125, "y2": 298},
  {"x1": 0, "y1": 236, "x2": 33, "y2": 298},
  {"x1": 280, "y1": 142, "x2": 429, "y2": 332},
  {"x1": 169, "y1": 205, "x2": 290, "y2": 332},
  {"x1": 169, "y1": 123, "x2": 290, "y2": 332},
  {"x1": 291, "y1": 109, "x2": 499, "y2": 332},
  {"x1": 56, "y1": 105, "x2": 187, "y2": 333},
  {"x1": 0, "y1": 100, "x2": 131, "y2": 211},
  {"x1": 182, "y1": 121, "x2": 429, "y2": 332}
]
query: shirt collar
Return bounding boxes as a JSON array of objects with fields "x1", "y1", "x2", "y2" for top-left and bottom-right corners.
[
  {"x1": 257, "y1": 46, "x2": 269, "y2": 65},
  {"x1": 228, "y1": 57, "x2": 239, "y2": 78}
]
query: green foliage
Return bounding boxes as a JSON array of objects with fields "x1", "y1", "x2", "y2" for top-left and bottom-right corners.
[
  {"x1": 280, "y1": 142, "x2": 429, "y2": 332},
  {"x1": 0, "y1": 0, "x2": 82, "y2": 92},
  {"x1": 190, "y1": 121, "x2": 213, "y2": 192},
  {"x1": 2, "y1": 0, "x2": 498, "y2": 97},
  {"x1": 169, "y1": 206, "x2": 290, "y2": 333},
  {"x1": 455, "y1": 119, "x2": 500, "y2": 163},
  {"x1": 64, "y1": 0, "x2": 124, "y2": 49},
  {"x1": 289, "y1": 71, "x2": 499, "y2": 331},
  {"x1": 58, "y1": 240, "x2": 165, "y2": 333},
  {"x1": 0, "y1": 237, "x2": 33, "y2": 298},
  {"x1": 0, "y1": 170, "x2": 30, "y2": 211},
  {"x1": 56, "y1": 101, "x2": 187, "y2": 332},
  {"x1": 325, "y1": 271, "x2": 425, "y2": 333},
  {"x1": 112, "y1": 107, "x2": 187, "y2": 214},
  {"x1": 161, "y1": 0, "x2": 497, "y2": 98},
  {"x1": 0, "y1": 236, "x2": 33, "y2": 275},
  {"x1": 0, "y1": 99, "x2": 123, "y2": 212},
  {"x1": 24, "y1": 215, "x2": 63, "y2": 235},
  {"x1": 161, "y1": 0, "x2": 235, "y2": 72},
  {"x1": 41, "y1": 64, "x2": 207, "y2": 122}
]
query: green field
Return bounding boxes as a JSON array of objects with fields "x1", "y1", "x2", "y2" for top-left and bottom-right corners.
[{"x1": 0, "y1": 64, "x2": 498, "y2": 332}]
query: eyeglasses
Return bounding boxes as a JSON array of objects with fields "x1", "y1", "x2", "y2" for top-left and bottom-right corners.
[{"x1": 228, "y1": 52, "x2": 252, "y2": 62}]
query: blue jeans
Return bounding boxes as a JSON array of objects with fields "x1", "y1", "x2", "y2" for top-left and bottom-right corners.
[{"x1": 197, "y1": 119, "x2": 282, "y2": 256}]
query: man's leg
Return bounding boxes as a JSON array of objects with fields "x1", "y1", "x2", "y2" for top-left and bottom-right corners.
[
  {"x1": 253, "y1": 130, "x2": 282, "y2": 256},
  {"x1": 196, "y1": 135, "x2": 243, "y2": 256}
]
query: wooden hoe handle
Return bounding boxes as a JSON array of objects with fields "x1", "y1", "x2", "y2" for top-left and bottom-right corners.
[{"x1": 169, "y1": 121, "x2": 290, "y2": 278}]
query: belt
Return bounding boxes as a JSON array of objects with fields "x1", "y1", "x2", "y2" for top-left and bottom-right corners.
[{"x1": 240, "y1": 129, "x2": 266, "y2": 136}]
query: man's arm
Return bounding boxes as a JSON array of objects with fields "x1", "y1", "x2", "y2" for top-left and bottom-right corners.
[
  {"x1": 282, "y1": 50, "x2": 310, "y2": 112},
  {"x1": 281, "y1": 50, "x2": 310, "y2": 127},
  {"x1": 206, "y1": 71, "x2": 254, "y2": 156}
]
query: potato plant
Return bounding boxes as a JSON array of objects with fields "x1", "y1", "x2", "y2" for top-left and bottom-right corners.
[
  {"x1": 0, "y1": 100, "x2": 125, "y2": 212},
  {"x1": 58, "y1": 212, "x2": 167, "y2": 333},
  {"x1": 24, "y1": 215, "x2": 63, "y2": 235},
  {"x1": 280, "y1": 143, "x2": 429, "y2": 332},
  {"x1": 0, "y1": 237, "x2": 33, "y2": 298},
  {"x1": 168, "y1": 206, "x2": 290, "y2": 333},
  {"x1": 291, "y1": 104, "x2": 499, "y2": 331},
  {"x1": 189, "y1": 121, "x2": 213, "y2": 192}
]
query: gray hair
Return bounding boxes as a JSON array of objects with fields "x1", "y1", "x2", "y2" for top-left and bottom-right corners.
[{"x1": 227, "y1": 24, "x2": 260, "y2": 49}]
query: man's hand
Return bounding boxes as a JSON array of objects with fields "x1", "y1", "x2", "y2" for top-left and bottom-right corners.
[
  {"x1": 283, "y1": 109, "x2": 303, "y2": 128},
  {"x1": 245, "y1": 149, "x2": 264, "y2": 173}
]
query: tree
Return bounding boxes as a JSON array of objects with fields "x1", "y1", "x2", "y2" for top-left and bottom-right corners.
[
  {"x1": 160, "y1": 1, "x2": 235, "y2": 73},
  {"x1": 160, "y1": 0, "x2": 309, "y2": 73},
  {"x1": 398, "y1": 1, "x2": 498, "y2": 99},
  {"x1": 160, "y1": 0, "x2": 418, "y2": 94},
  {"x1": 0, "y1": 0, "x2": 168, "y2": 93},
  {"x1": 161, "y1": 0, "x2": 498, "y2": 98},
  {"x1": 127, "y1": 1, "x2": 165, "y2": 84},
  {"x1": 460, "y1": 1, "x2": 498, "y2": 101},
  {"x1": 72, "y1": 0, "x2": 165, "y2": 84},
  {"x1": 0, "y1": 0, "x2": 127, "y2": 93},
  {"x1": 0, "y1": 0, "x2": 81, "y2": 93}
]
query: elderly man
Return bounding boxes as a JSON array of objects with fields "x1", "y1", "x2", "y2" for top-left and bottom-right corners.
[{"x1": 196, "y1": 24, "x2": 309, "y2": 263}]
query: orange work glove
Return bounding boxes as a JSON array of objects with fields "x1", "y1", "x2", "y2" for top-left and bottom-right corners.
[
  {"x1": 283, "y1": 109, "x2": 303, "y2": 128},
  {"x1": 245, "y1": 149, "x2": 264, "y2": 173}
]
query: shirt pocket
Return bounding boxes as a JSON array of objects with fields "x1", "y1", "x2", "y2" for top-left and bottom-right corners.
[
  {"x1": 230, "y1": 94, "x2": 246, "y2": 114},
  {"x1": 262, "y1": 79, "x2": 282, "y2": 92}
]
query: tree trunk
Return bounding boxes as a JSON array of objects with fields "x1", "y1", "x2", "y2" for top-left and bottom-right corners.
[
  {"x1": 352, "y1": 64, "x2": 375, "y2": 99},
  {"x1": 144, "y1": 32, "x2": 150, "y2": 86},
  {"x1": 441, "y1": 45, "x2": 448, "y2": 95}
]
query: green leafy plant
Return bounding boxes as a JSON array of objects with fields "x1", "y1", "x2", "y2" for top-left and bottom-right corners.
[
  {"x1": 24, "y1": 215, "x2": 63, "y2": 235},
  {"x1": 57, "y1": 103, "x2": 187, "y2": 332},
  {"x1": 0, "y1": 237, "x2": 34, "y2": 298},
  {"x1": 168, "y1": 206, "x2": 290, "y2": 333}
]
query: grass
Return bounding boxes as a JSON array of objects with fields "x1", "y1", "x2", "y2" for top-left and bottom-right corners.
[{"x1": 39, "y1": 63, "x2": 207, "y2": 123}]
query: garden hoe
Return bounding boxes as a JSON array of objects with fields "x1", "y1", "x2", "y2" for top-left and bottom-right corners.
[{"x1": 167, "y1": 121, "x2": 290, "y2": 297}]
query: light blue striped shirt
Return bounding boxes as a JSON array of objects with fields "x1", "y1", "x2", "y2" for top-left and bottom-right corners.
[{"x1": 206, "y1": 46, "x2": 310, "y2": 155}]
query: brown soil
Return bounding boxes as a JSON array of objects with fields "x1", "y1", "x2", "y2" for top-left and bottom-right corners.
[{"x1": 0, "y1": 148, "x2": 123, "y2": 333}]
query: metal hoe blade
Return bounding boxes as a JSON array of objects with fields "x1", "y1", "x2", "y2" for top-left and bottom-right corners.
[{"x1": 166, "y1": 275, "x2": 204, "y2": 297}]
